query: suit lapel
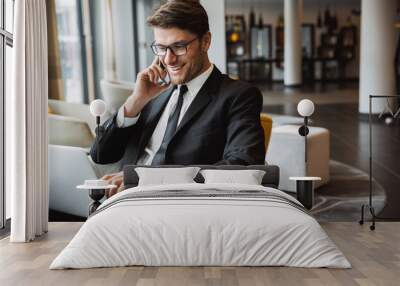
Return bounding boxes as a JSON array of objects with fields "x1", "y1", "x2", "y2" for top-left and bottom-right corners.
[
  {"x1": 134, "y1": 67, "x2": 223, "y2": 162},
  {"x1": 175, "y1": 67, "x2": 222, "y2": 135}
]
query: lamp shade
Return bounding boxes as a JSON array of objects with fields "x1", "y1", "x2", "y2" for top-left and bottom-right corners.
[
  {"x1": 297, "y1": 99, "x2": 315, "y2": 117},
  {"x1": 90, "y1": 99, "x2": 107, "y2": 117}
]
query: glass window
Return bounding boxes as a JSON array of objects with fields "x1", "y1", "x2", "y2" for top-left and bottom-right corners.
[
  {"x1": 55, "y1": 0, "x2": 85, "y2": 103},
  {"x1": 5, "y1": 44, "x2": 11, "y2": 219},
  {"x1": 1, "y1": 0, "x2": 14, "y2": 229},
  {"x1": 0, "y1": 1, "x2": 2, "y2": 28},
  {"x1": 136, "y1": 0, "x2": 161, "y2": 70},
  {"x1": 0, "y1": 38, "x2": 3, "y2": 229},
  {"x1": 5, "y1": 0, "x2": 14, "y2": 33}
]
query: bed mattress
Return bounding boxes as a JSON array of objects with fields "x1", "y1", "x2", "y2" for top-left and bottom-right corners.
[{"x1": 50, "y1": 183, "x2": 351, "y2": 269}]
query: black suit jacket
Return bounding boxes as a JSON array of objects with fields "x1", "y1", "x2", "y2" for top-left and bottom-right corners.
[{"x1": 90, "y1": 67, "x2": 265, "y2": 165}]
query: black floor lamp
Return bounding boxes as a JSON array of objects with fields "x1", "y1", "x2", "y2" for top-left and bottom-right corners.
[
  {"x1": 90, "y1": 99, "x2": 107, "y2": 163},
  {"x1": 359, "y1": 94, "x2": 400, "y2": 231},
  {"x1": 292, "y1": 99, "x2": 321, "y2": 210},
  {"x1": 78, "y1": 99, "x2": 110, "y2": 215},
  {"x1": 297, "y1": 99, "x2": 315, "y2": 163}
]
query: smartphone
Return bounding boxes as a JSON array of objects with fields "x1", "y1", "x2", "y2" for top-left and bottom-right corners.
[{"x1": 157, "y1": 58, "x2": 171, "y2": 86}]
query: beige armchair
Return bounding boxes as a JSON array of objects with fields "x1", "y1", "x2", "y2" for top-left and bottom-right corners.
[
  {"x1": 48, "y1": 100, "x2": 118, "y2": 217},
  {"x1": 48, "y1": 99, "x2": 97, "y2": 148},
  {"x1": 100, "y1": 79, "x2": 134, "y2": 114}
]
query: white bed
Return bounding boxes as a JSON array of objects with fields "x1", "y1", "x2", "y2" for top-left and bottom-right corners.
[{"x1": 50, "y1": 183, "x2": 351, "y2": 269}]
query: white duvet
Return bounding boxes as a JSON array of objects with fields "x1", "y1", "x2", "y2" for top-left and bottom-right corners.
[{"x1": 50, "y1": 183, "x2": 351, "y2": 269}]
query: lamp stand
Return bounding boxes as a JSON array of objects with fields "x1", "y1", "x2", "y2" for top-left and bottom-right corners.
[
  {"x1": 88, "y1": 188, "x2": 105, "y2": 215},
  {"x1": 95, "y1": 116, "x2": 105, "y2": 163},
  {"x1": 359, "y1": 95, "x2": 377, "y2": 231},
  {"x1": 298, "y1": 116, "x2": 310, "y2": 164}
]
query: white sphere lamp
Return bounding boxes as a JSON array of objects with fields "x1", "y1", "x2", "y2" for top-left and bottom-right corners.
[
  {"x1": 297, "y1": 99, "x2": 315, "y2": 117},
  {"x1": 90, "y1": 99, "x2": 107, "y2": 117}
]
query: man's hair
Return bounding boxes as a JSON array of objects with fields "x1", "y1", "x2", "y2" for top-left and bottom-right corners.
[{"x1": 147, "y1": 0, "x2": 210, "y2": 38}]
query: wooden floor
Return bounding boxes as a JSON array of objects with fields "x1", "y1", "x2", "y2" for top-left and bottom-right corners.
[{"x1": 0, "y1": 222, "x2": 399, "y2": 286}]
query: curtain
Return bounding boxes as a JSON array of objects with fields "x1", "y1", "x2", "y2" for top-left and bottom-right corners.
[{"x1": 8, "y1": 0, "x2": 49, "y2": 242}]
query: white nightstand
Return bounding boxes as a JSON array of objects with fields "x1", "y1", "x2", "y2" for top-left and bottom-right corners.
[{"x1": 77, "y1": 182, "x2": 116, "y2": 215}]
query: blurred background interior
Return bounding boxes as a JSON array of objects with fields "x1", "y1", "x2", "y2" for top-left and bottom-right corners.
[
  {"x1": 3, "y1": 0, "x2": 400, "y2": 226},
  {"x1": 45, "y1": 0, "x2": 400, "y2": 221},
  {"x1": 47, "y1": 0, "x2": 363, "y2": 105}
]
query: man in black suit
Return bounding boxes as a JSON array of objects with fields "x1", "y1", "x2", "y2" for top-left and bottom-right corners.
[{"x1": 91, "y1": 0, "x2": 265, "y2": 196}]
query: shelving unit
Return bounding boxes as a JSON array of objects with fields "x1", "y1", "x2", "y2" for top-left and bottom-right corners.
[
  {"x1": 225, "y1": 10, "x2": 358, "y2": 83},
  {"x1": 226, "y1": 15, "x2": 247, "y2": 79}
]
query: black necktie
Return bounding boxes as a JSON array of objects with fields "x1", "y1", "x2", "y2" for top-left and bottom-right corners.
[{"x1": 151, "y1": 85, "x2": 188, "y2": 165}]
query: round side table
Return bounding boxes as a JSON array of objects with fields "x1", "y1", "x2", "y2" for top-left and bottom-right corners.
[
  {"x1": 289, "y1": 177, "x2": 321, "y2": 210},
  {"x1": 77, "y1": 184, "x2": 116, "y2": 215}
]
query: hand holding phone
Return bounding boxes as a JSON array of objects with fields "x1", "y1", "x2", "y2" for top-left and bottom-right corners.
[
  {"x1": 157, "y1": 58, "x2": 171, "y2": 86},
  {"x1": 123, "y1": 57, "x2": 172, "y2": 118}
]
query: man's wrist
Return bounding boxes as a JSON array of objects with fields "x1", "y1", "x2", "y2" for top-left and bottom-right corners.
[
  {"x1": 117, "y1": 105, "x2": 140, "y2": 128},
  {"x1": 124, "y1": 95, "x2": 148, "y2": 118}
]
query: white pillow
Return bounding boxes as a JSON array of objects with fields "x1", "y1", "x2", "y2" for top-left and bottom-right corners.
[
  {"x1": 200, "y1": 169, "x2": 266, "y2": 185},
  {"x1": 135, "y1": 167, "x2": 200, "y2": 186}
]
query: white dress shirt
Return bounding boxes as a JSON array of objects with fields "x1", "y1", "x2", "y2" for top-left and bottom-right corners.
[{"x1": 116, "y1": 64, "x2": 214, "y2": 165}]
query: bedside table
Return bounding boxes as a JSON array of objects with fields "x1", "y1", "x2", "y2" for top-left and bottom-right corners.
[
  {"x1": 77, "y1": 182, "x2": 116, "y2": 215},
  {"x1": 289, "y1": 177, "x2": 321, "y2": 210}
]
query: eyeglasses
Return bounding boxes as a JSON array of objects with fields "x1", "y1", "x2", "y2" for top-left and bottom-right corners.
[{"x1": 150, "y1": 38, "x2": 198, "y2": 56}]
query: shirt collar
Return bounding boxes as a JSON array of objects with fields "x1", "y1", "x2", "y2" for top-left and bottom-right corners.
[{"x1": 178, "y1": 63, "x2": 214, "y2": 98}]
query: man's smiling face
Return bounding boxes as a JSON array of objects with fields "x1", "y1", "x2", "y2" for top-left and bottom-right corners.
[{"x1": 154, "y1": 27, "x2": 211, "y2": 85}]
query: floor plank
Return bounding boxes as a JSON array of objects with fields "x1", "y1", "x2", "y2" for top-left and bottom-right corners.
[{"x1": 1, "y1": 222, "x2": 399, "y2": 286}]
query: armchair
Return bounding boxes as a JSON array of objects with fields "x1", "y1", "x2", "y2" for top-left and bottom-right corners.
[
  {"x1": 260, "y1": 113, "x2": 273, "y2": 153},
  {"x1": 100, "y1": 79, "x2": 134, "y2": 114},
  {"x1": 48, "y1": 100, "x2": 118, "y2": 217}
]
